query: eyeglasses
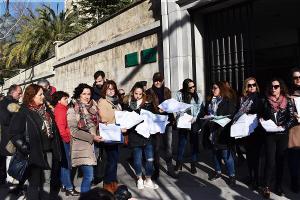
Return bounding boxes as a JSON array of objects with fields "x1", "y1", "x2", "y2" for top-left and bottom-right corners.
[
  {"x1": 247, "y1": 83, "x2": 257, "y2": 88},
  {"x1": 293, "y1": 76, "x2": 300, "y2": 80},
  {"x1": 154, "y1": 79, "x2": 163, "y2": 83},
  {"x1": 272, "y1": 85, "x2": 280, "y2": 89},
  {"x1": 189, "y1": 85, "x2": 196, "y2": 89}
]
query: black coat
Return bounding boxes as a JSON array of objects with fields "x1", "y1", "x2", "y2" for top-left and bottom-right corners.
[
  {"x1": 202, "y1": 98, "x2": 236, "y2": 150},
  {"x1": 0, "y1": 96, "x2": 19, "y2": 156},
  {"x1": 9, "y1": 105, "x2": 62, "y2": 169},
  {"x1": 261, "y1": 96, "x2": 295, "y2": 133},
  {"x1": 125, "y1": 102, "x2": 153, "y2": 148}
]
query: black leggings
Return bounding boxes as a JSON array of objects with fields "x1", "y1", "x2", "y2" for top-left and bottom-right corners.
[{"x1": 264, "y1": 134, "x2": 288, "y2": 187}]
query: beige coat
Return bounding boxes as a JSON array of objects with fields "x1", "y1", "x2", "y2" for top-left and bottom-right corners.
[
  {"x1": 98, "y1": 98, "x2": 121, "y2": 124},
  {"x1": 67, "y1": 107, "x2": 96, "y2": 167}
]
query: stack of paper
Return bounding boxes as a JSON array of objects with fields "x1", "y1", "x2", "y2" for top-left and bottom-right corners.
[
  {"x1": 177, "y1": 113, "x2": 193, "y2": 129},
  {"x1": 115, "y1": 111, "x2": 144, "y2": 129},
  {"x1": 158, "y1": 98, "x2": 192, "y2": 113},
  {"x1": 99, "y1": 123, "x2": 122, "y2": 142},
  {"x1": 260, "y1": 119, "x2": 285, "y2": 132},
  {"x1": 230, "y1": 114, "x2": 258, "y2": 138},
  {"x1": 212, "y1": 117, "x2": 232, "y2": 127},
  {"x1": 135, "y1": 109, "x2": 169, "y2": 138}
]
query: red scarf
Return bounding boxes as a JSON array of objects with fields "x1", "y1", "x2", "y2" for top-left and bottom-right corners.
[{"x1": 267, "y1": 95, "x2": 287, "y2": 112}]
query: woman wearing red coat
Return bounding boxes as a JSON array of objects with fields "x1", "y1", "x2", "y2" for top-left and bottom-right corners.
[{"x1": 53, "y1": 91, "x2": 79, "y2": 196}]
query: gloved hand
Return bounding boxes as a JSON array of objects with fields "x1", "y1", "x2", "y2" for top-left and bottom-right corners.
[{"x1": 14, "y1": 139, "x2": 30, "y2": 155}]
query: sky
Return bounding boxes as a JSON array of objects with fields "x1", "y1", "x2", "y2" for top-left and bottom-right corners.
[{"x1": 0, "y1": 0, "x2": 65, "y2": 16}]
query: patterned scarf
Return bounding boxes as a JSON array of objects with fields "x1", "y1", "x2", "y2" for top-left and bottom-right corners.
[
  {"x1": 28, "y1": 103, "x2": 53, "y2": 138},
  {"x1": 74, "y1": 100, "x2": 99, "y2": 132},
  {"x1": 267, "y1": 95, "x2": 287, "y2": 112},
  {"x1": 233, "y1": 93, "x2": 256, "y2": 122},
  {"x1": 208, "y1": 96, "x2": 223, "y2": 116}
]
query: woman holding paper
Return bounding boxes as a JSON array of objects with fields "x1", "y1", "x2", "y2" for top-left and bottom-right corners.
[
  {"x1": 233, "y1": 77, "x2": 263, "y2": 190},
  {"x1": 288, "y1": 67, "x2": 300, "y2": 193},
  {"x1": 261, "y1": 78, "x2": 294, "y2": 198},
  {"x1": 202, "y1": 81, "x2": 237, "y2": 185},
  {"x1": 174, "y1": 78, "x2": 204, "y2": 174},
  {"x1": 123, "y1": 82, "x2": 159, "y2": 190},
  {"x1": 98, "y1": 80, "x2": 123, "y2": 193},
  {"x1": 67, "y1": 83, "x2": 102, "y2": 193}
]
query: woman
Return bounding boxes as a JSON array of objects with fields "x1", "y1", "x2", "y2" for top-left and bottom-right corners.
[
  {"x1": 202, "y1": 81, "x2": 237, "y2": 185},
  {"x1": 261, "y1": 78, "x2": 294, "y2": 198},
  {"x1": 52, "y1": 91, "x2": 79, "y2": 196},
  {"x1": 67, "y1": 83, "x2": 102, "y2": 193},
  {"x1": 98, "y1": 80, "x2": 122, "y2": 193},
  {"x1": 288, "y1": 67, "x2": 300, "y2": 193},
  {"x1": 233, "y1": 77, "x2": 263, "y2": 190},
  {"x1": 9, "y1": 84, "x2": 62, "y2": 199},
  {"x1": 174, "y1": 78, "x2": 204, "y2": 174},
  {"x1": 123, "y1": 82, "x2": 158, "y2": 190}
]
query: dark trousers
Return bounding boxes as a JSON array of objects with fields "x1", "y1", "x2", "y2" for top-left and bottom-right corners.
[
  {"x1": 94, "y1": 144, "x2": 105, "y2": 180},
  {"x1": 288, "y1": 148, "x2": 300, "y2": 187},
  {"x1": 27, "y1": 153, "x2": 61, "y2": 200},
  {"x1": 264, "y1": 134, "x2": 288, "y2": 187},
  {"x1": 104, "y1": 144, "x2": 119, "y2": 184},
  {"x1": 152, "y1": 125, "x2": 173, "y2": 172},
  {"x1": 177, "y1": 128, "x2": 199, "y2": 162},
  {"x1": 244, "y1": 132, "x2": 263, "y2": 184},
  {"x1": 0, "y1": 155, "x2": 6, "y2": 183}
]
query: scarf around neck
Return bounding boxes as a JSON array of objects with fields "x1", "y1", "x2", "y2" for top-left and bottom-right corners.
[
  {"x1": 268, "y1": 95, "x2": 287, "y2": 112},
  {"x1": 74, "y1": 99, "x2": 99, "y2": 132},
  {"x1": 208, "y1": 96, "x2": 223, "y2": 116},
  {"x1": 28, "y1": 103, "x2": 53, "y2": 138}
]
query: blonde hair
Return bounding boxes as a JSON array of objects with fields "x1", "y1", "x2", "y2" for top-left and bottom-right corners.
[{"x1": 242, "y1": 77, "x2": 260, "y2": 97}]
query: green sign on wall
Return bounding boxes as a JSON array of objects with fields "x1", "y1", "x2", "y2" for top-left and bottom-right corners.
[
  {"x1": 125, "y1": 52, "x2": 138, "y2": 67},
  {"x1": 141, "y1": 47, "x2": 157, "y2": 64}
]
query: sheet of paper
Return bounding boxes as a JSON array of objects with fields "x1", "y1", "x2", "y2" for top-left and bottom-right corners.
[
  {"x1": 212, "y1": 117, "x2": 231, "y2": 127},
  {"x1": 135, "y1": 122, "x2": 151, "y2": 138},
  {"x1": 230, "y1": 114, "x2": 258, "y2": 138},
  {"x1": 177, "y1": 113, "x2": 193, "y2": 129},
  {"x1": 294, "y1": 97, "x2": 300, "y2": 115},
  {"x1": 158, "y1": 98, "x2": 192, "y2": 113},
  {"x1": 114, "y1": 111, "x2": 144, "y2": 129},
  {"x1": 99, "y1": 123, "x2": 122, "y2": 142},
  {"x1": 260, "y1": 119, "x2": 285, "y2": 132}
]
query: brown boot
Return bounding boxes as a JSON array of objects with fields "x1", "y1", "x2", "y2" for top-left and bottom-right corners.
[
  {"x1": 103, "y1": 182, "x2": 118, "y2": 194},
  {"x1": 112, "y1": 181, "x2": 119, "y2": 193}
]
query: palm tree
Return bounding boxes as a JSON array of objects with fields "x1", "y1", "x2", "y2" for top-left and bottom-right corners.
[{"x1": 3, "y1": 5, "x2": 84, "y2": 68}]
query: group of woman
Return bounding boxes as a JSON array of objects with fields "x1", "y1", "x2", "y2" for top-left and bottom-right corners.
[{"x1": 7, "y1": 68, "x2": 300, "y2": 199}]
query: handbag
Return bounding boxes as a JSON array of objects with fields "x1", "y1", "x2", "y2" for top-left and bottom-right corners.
[
  {"x1": 288, "y1": 125, "x2": 300, "y2": 148},
  {"x1": 7, "y1": 120, "x2": 29, "y2": 181}
]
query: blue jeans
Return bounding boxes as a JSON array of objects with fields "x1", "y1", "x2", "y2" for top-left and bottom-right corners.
[
  {"x1": 133, "y1": 143, "x2": 154, "y2": 177},
  {"x1": 213, "y1": 149, "x2": 235, "y2": 176},
  {"x1": 79, "y1": 165, "x2": 93, "y2": 193},
  {"x1": 104, "y1": 144, "x2": 119, "y2": 183},
  {"x1": 60, "y1": 142, "x2": 73, "y2": 190},
  {"x1": 177, "y1": 128, "x2": 199, "y2": 162}
]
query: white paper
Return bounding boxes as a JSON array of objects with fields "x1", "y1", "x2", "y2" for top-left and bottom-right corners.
[
  {"x1": 114, "y1": 111, "x2": 144, "y2": 129},
  {"x1": 212, "y1": 117, "x2": 231, "y2": 127},
  {"x1": 230, "y1": 114, "x2": 258, "y2": 138},
  {"x1": 294, "y1": 97, "x2": 300, "y2": 115},
  {"x1": 177, "y1": 113, "x2": 193, "y2": 129},
  {"x1": 158, "y1": 98, "x2": 192, "y2": 113},
  {"x1": 260, "y1": 119, "x2": 285, "y2": 132},
  {"x1": 135, "y1": 109, "x2": 169, "y2": 137},
  {"x1": 99, "y1": 123, "x2": 122, "y2": 142}
]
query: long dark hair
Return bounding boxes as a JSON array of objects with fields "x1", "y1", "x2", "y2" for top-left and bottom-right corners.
[
  {"x1": 207, "y1": 81, "x2": 234, "y2": 102},
  {"x1": 101, "y1": 80, "x2": 119, "y2": 98},
  {"x1": 265, "y1": 78, "x2": 288, "y2": 97},
  {"x1": 180, "y1": 78, "x2": 198, "y2": 104}
]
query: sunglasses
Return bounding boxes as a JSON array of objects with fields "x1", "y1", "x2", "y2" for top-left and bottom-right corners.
[
  {"x1": 272, "y1": 85, "x2": 280, "y2": 89},
  {"x1": 212, "y1": 87, "x2": 219, "y2": 90},
  {"x1": 154, "y1": 79, "x2": 163, "y2": 83},
  {"x1": 293, "y1": 76, "x2": 300, "y2": 80},
  {"x1": 189, "y1": 85, "x2": 196, "y2": 89},
  {"x1": 247, "y1": 83, "x2": 256, "y2": 88}
]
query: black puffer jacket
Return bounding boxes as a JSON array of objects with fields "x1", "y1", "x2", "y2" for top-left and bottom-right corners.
[
  {"x1": 125, "y1": 101, "x2": 154, "y2": 148},
  {"x1": 261, "y1": 96, "x2": 295, "y2": 133}
]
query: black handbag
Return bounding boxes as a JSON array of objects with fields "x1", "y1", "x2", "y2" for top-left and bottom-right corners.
[{"x1": 8, "y1": 120, "x2": 29, "y2": 181}]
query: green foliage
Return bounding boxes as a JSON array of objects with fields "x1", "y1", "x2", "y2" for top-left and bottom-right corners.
[
  {"x1": 2, "y1": 5, "x2": 84, "y2": 68},
  {"x1": 74, "y1": 0, "x2": 133, "y2": 26}
]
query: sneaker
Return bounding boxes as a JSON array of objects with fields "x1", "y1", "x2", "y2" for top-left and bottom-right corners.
[
  {"x1": 137, "y1": 179, "x2": 144, "y2": 190},
  {"x1": 144, "y1": 179, "x2": 159, "y2": 189}
]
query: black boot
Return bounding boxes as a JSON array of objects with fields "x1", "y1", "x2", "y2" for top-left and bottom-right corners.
[
  {"x1": 167, "y1": 162, "x2": 179, "y2": 179},
  {"x1": 175, "y1": 161, "x2": 182, "y2": 171},
  {"x1": 190, "y1": 162, "x2": 197, "y2": 174}
]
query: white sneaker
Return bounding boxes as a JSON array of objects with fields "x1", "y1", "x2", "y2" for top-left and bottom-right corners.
[
  {"x1": 144, "y1": 179, "x2": 159, "y2": 189},
  {"x1": 137, "y1": 178, "x2": 144, "y2": 189}
]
